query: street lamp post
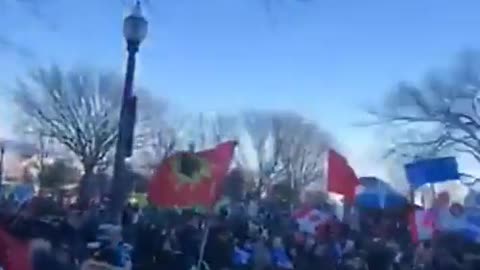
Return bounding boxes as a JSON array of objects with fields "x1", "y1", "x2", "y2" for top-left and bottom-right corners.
[
  {"x1": 0, "y1": 143, "x2": 5, "y2": 190},
  {"x1": 109, "y1": 0, "x2": 148, "y2": 224}
]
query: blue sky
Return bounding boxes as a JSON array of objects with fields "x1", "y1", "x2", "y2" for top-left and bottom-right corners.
[{"x1": 2, "y1": 0, "x2": 480, "y2": 178}]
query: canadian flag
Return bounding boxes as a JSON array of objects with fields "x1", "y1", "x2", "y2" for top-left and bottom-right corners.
[
  {"x1": 327, "y1": 150, "x2": 359, "y2": 204},
  {"x1": 293, "y1": 208, "x2": 331, "y2": 234},
  {"x1": 409, "y1": 208, "x2": 436, "y2": 243}
]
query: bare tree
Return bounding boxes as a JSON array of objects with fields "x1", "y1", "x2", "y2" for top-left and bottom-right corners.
[
  {"x1": 209, "y1": 113, "x2": 249, "y2": 167},
  {"x1": 370, "y1": 50, "x2": 480, "y2": 163},
  {"x1": 382, "y1": 128, "x2": 453, "y2": 162},
  {"x1": 130, "y1": 105, "x2": 187, "y2": 176},
  {"x1": 132, "y1": 110, "x2": 233, "y2": 176},
  {"x1": 271, "y1": 112, "x2": 330, "y2": 190},
  {"x1": 212, "y1": 114, "x2": 240, "y2": 144},
  {"x1": 134, "y1": 124, "x2": 178, "y2": 174},
  {"x1": 14, "y1": 65, "x2": 119, "y2": 175},
  {"x1": 13, "y1": 65, "x2": 162, "y2": 200},
  {"x1": 243, "y1": 110, "x2": 330, "y2": 194},
  {"x1": 243, "y1": 110, "x2": 280, "y2": 193},
  {"x1": 151, "y1": 126, "x2": 178, "y2": 162},
  {"x1": 186, "y1": 112, "x2": 240, "y2": 148},
  {"x1": 38, "y1": 159, "x2": 80, "y2": 192},
  {"x1": 189, "y1": 113, "x2": 205, "y2": 150}
]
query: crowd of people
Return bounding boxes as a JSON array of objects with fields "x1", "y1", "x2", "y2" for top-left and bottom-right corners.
[{"x1": 0, "y1": 195, "x2": 480, "y2": 270}]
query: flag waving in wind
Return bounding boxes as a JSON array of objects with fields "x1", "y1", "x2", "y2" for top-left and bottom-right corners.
[
  {"x1": 148, "y1": 141, "x2": 237, "y2": 209},
  {"x1": 0, "y1": 228, "x2": 31, "y2": 270},
  {"x1": 327, "y1": 150, "x2": 359, "y2": 204},
  {"x1": 405, "y1": 157, "x2": 459, "y2": 188},
  {"x1": 409, "y1": 208, "x2": 436, "y2": 243}
]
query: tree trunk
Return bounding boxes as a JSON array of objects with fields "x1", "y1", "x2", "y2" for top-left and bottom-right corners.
[
  {"x1": 56, "y1": 189, "x2": 65, "y2": 207},
  {"x1": 78, "y1": 166, "x2": 94, "y2": 208},
  {"x1": 257, "y1": 177, "x2": 264, "y2": 199}
]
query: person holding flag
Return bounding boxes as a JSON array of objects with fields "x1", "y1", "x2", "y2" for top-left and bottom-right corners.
[{"x1": 148, "y1": 141, "x2": 237, "y2": 270}]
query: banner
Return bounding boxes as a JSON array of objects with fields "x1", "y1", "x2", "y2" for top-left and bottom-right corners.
[{"x1": 405, "y1": 157, "x2": 459, "y2": 188}]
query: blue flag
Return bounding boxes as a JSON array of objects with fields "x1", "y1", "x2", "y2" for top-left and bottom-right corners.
[
  {"x1": 405, "y1": 157, "x2": 459, "y2": 188},
  {"x1": 271, "y1": 248, "x2": 293, "y2": 269},
  {"x1": 233, "y1": 246, "x2": 251, "y2": 266},
  {"x1": 13, "y1": 184, "x2": 34, "y2": 204}
]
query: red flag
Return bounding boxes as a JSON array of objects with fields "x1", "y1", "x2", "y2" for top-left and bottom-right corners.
[
  {"x1": 0, "y1": 228, "x2": 31, "y2": 270},
  {"x1": 148, "y1": 141, "x2": 236, "y2": 209},
  {"x1": 327, "y1": 150, "x2": 359, "y2": 204}
]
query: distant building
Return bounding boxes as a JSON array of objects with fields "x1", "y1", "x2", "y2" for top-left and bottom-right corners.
[{"x1": 0, "y1": 138, "x2": 37, "y2": 181}]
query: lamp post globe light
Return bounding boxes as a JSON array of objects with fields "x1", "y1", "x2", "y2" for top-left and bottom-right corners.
[
  {"x1": 123, "y1": 1, "x2": 148, "y2": 49},
  {"x1": 109, "y1": 0, "x2": 148, "y2": 224}
]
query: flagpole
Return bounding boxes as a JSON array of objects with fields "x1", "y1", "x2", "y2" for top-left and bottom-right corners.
[
  {"x1": 409, "y1": 185, "x2": 415, "y2": 206},
  {"x1": 324, "y1": 150, "x2": 329, "y2": 192},
  {"x1": 196, "y1": 219, "x2": 211, "y2": 270},
  {"x1": 430, "y1": 183, "x2": 436, "y2": 202}
]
